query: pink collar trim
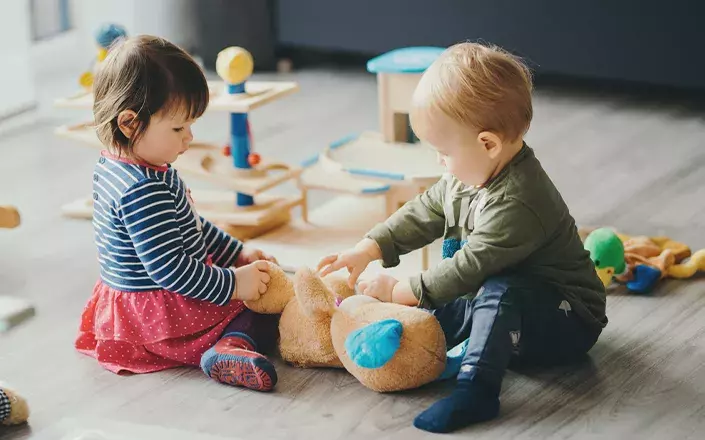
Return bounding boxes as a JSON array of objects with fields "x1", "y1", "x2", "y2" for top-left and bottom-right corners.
[{"x1": 101, "y1": 150, "x2": 169, "y2": 172}]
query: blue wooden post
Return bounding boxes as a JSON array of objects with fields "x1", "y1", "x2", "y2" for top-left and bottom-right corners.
[{"x1": 227, "y1": 82, "x2": 254, "y2": 207}]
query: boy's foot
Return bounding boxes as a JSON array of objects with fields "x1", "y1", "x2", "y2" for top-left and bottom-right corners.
[
  {"x1": 200, "y1": 333, "x2": 277, "y2": 392},
  {"x1": 413, "y1": 380, "x2": 499, "y2": 433}
]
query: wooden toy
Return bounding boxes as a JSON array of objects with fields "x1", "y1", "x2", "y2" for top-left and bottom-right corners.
[
  {"x1": 0, "y1": 207, "x2": 35, "y2": 334},
  {"x1": 300, "y1": 47, "x2": 447, "y2": 217},
  {"x1": 54, "y1": 46, "x2": 303, "y2": 239},
  {"x1": 296, "y1": 47, "x2": 448, "y2": 269},
  {"x1": 368, "y1": 46, "x2": 446, "y2": 143}
]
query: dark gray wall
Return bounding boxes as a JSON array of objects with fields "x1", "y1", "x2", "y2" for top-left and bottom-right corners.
[{"x1": 276, "y1": 0, "x2": 705, "y2": 90}]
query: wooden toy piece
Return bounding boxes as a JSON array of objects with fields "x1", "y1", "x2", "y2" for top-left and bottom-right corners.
[
  {"x1": 367, "y1": 47, "x2": 446, "y2": 143},
  {"x1": 300, "y1": 131, "x2": 444, "y2": 217},
  {"x1": 216, "y1": 46, "x2": 256, "y2": 207},
  {"x1": 0, "y1": 206, "x2": 20, "y2": 229}
]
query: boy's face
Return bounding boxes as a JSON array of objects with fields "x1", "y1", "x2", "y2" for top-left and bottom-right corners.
[{"x1": 412, "y1": 107, "x2": 501, "y2": 187}]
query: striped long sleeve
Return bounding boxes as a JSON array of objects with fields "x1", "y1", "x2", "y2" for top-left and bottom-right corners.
[
  {"x1": 200, "y1": 218, "x2": 242, "y2": 267},
  {"x1": 118, "y1": 179, "x2": 236, "y2": 306}
]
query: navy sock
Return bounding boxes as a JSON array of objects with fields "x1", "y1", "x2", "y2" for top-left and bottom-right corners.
[{"x1": 413, "y1": 379, "x2": 500, "y2": 433}]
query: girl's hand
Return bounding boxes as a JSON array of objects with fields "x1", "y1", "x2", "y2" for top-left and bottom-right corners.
[
  {"x1": 235, "y1": 246, "x2": 278, "y2": 267},
  {"x1": 317, "y1": 238, "x2": 382, "y2": 288},
  {"x1": 232, "y1": 261, "x2": 271, "y2": 301},
  {"x1": 358, "y1": 274, "x2": 399, "y2": 303}
]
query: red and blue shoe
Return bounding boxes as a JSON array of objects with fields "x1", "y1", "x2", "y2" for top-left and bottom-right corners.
[{"x1": 200, "y1": 332, "x2": 277, "y2": 392}]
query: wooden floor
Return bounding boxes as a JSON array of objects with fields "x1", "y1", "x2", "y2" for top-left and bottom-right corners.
[{"x1": 1, "y1": 67, "x2": 705, "y2": 439}]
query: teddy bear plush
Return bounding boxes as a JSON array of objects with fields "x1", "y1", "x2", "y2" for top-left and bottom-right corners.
[
  {"x1": 0, "y1": 385, "x2": 29, "y2": 426},
  {"x1": 245, "y1": 263, "x2": 448, "y2": 392}
]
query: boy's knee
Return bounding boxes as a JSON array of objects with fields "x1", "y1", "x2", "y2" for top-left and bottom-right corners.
[{"x1": 475, "y1": 275, "x2": 520, "y2": 306}]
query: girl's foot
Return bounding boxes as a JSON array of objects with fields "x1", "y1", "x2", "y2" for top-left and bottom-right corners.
[{"x1": 200, "y1": 332, "x2": 277, "y2": 392}]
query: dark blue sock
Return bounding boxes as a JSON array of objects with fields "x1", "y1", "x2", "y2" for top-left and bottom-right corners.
[{"x1": 413, "y1": 379, "x2": 500, "y2": 433}]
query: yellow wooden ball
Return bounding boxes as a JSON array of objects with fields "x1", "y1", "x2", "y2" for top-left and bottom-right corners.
[
  {"x1": 216, "y1": 47, "x2": 254, "y2": 84},
  {"x1": 79, "y1": 71, "x2": 94, "y2": 90},
  {"x1": 97, "y1": 48, "x2": 108, "y2": 62}
]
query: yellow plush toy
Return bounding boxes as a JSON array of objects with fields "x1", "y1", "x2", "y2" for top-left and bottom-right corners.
[{"x1": 245, "y1": 264, "x2": 448, "y2": 392}]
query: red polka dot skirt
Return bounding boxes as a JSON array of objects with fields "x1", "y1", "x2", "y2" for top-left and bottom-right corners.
[{"x1": 75, "y1": 280, "x2": 246, "y2": 374}]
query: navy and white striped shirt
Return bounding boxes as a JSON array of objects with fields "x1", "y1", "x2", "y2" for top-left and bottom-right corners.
[{"x1": 92, "y1": 151, "x2": 242, "y2": 306}]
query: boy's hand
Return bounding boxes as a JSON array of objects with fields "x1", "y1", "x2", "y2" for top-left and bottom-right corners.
[
  {"x1": 231, "y1": 261, "x2": 271, "y2": 301},
  {"x1": 317, "y1": 239, "x2": 382, "y2": 288},
  {"x1": 358, "y1": 274, "x2": 398, "y2": 303},
  {"x1": 235, "y1": 246, "x2": 278, "y2": 267}
]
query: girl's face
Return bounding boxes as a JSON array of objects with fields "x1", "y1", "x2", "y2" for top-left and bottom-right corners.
[{"x1": 118, "y1": 108, "x2": 195, "y2": 166}]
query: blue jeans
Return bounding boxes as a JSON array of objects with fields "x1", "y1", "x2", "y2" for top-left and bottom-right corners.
[{"x1": 432, "y1": 274, "x2": 602, "y2": 394}]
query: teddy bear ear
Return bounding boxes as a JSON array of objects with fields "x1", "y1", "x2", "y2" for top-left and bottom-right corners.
[
  {"x1": 293, "y1": 267, "x2": 336, "y2": 319},
  {"x1": 244, "y1": 262, "x2": 294, "y2": 314}
]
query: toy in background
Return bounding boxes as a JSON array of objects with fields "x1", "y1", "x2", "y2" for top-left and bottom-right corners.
[
  {"x1": 244, "y1": 263, "x2": 448, "y2": 392},
  {"x1": 79, "y1": 23, "x2": 128, "y2": 91},
  {"x1": 583, "y1": 227, "x2": 705, "y2": 294},
  {"x1": 171, "y1": 46, "x2": 305, "y2": 239},
  {"x1": 299, "y1": 47, "x2": 448, "y2": 270}
]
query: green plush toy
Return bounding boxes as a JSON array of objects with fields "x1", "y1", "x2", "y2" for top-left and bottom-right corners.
[{"x1": 583, "y1": 228, "x2": 626, "y2": 287}]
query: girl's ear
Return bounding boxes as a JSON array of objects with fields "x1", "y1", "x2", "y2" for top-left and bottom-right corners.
[{"x1": 117, "y1": 110, "x2": 138, "y2": 139}]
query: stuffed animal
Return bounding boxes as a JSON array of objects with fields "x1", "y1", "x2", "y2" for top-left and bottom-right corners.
[
  {"x1": 0, "y1": 386, "x2": 29, "y2": 426},
  {"x1": 583, "y1": 227, "x2": 704, "y2": 293},
  {"x1": 245, "y1": 263, "x2": 448, "y2": 392}
]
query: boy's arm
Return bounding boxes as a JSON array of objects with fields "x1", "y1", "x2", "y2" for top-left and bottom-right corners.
[
  {"x1": 200, "y1": 217, "x2": 243, "y2": 267},
  {"x1": 365, "y1": 176, "x2": 449, "y2": 268},
  {"x1": 408, "y1": 196, "x2": 546, "y2": 309}
]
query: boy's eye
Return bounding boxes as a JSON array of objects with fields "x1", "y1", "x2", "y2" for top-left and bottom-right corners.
[{"x1": 173, "y1": 127, "x2": 184, "y2": 132}]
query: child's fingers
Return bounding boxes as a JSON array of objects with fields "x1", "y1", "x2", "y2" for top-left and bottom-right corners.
[
  {"x1": 358, "y1": 281, "x2": 369, "y2": 291},
  {"x1": 259, "y1": 281, "x2": 268, "y2": 294},
  {"x1": 317, "y1": 254, "x2": 338, "y2": 273},
  {"x1": 348, "y1": 265, "x2": 364, "y2": 289},
  {"x1": 254, "y1": 260, "x2": 270, "y2": 272},
  {"x1": 260, "y1": 271, "x2": 271, "y2": 284}
]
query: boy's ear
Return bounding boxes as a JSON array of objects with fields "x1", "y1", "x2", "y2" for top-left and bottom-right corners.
[
  {"x1": 117, "y1": 110, "x2": 138, "y2": 139},
  {"x1": 478, "y1": 131, "x2": 503, "y2": 160}
]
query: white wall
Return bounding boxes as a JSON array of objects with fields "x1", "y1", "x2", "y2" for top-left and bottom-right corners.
[
  {"x1": 0, "y1": 1, "x2": 36, "y2": 119},
  {"x1": 72, "y1": 0, "x2": 196, "y2": 53},
  {"x1": 30, "y1": 0, "x2": 197, "y2": 78}
]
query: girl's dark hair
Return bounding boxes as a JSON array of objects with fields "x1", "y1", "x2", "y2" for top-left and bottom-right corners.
[{"x1": 93, "y1": 35, "x2": 209, "y2": 156}]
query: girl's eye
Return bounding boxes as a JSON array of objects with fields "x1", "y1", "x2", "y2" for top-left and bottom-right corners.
[{"x1": 173, "y1": 127, "x2": 184, "y2": 132}]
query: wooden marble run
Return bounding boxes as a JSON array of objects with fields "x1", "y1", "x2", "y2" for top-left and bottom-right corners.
[
  {"x1": 299, "y1": 46, "x2": 447, "y2": 218},
  {"x1": 54, "y1": 46, "x2": 303, "y2": 239}
]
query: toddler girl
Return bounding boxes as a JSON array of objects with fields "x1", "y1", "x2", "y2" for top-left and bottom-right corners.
[{"x1": 75, "y1": 35, "x2": 280, "y2": 392}]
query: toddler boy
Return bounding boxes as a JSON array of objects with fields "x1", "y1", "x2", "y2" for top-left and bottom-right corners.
[{"x1": 318, "y1": 42, "x2": 606, "y2": 433}]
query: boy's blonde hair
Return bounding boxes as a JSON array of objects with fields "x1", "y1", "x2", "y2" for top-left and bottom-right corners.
[
  {"x1": 93, "y1": 35, "x2": 209, "y2": 156},
  {"x1": 413, "y1": 42, "x2": 533, "y2": 143}
]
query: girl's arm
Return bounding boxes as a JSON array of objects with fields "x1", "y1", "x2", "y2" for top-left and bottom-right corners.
[
  {"x1": 118, "y1": 179, "x2": 237, "y2": 306},
  {"x1": 199, "y1": 218, "x2": 243, "y2": 267}
]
